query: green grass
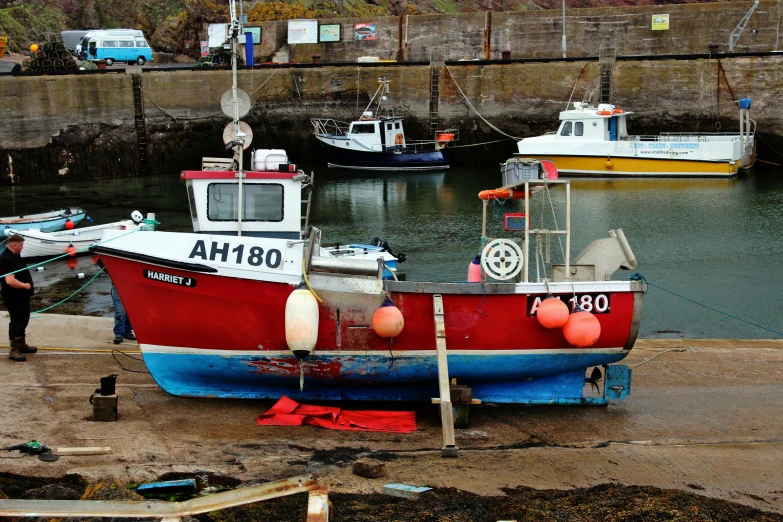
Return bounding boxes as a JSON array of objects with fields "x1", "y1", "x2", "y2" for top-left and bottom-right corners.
[{"x1": 434, "y1": 0, "x2": 460, "y2": 14}]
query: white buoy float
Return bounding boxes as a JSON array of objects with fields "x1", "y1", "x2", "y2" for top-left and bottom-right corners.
[{"x1": 285, "y1": 286, "x2": 320, "y2": 390}]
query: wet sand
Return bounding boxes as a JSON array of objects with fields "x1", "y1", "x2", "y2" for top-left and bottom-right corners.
[{"x1": 1, "y1": 312, "x2": 782, "y2": 519}]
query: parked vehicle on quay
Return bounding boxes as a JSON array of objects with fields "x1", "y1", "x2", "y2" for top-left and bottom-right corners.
[
  {"x1": 60, "y1": 30, "x2": 90, "y2": 54},
  {"x1": 78, "y1": 29, "x2": 152, "y2": 65}
]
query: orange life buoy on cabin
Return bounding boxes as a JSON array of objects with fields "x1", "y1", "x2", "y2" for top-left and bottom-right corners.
[
  {"x1": 394, "y1": 133, "x2": 404, "y2": 145},
  {"x1": 613, "y1": 108, "x2": 625, "y2": 114},
  {"x1": 597, "y1": 110, "x2": 613, "y2": 116}
]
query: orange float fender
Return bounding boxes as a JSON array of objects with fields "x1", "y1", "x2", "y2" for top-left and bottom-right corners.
[{"x1": 479, "y1": 188, "x2": 534, "y2": 200}]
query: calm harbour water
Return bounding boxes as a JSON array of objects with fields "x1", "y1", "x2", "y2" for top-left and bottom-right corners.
[{"x1": 4, "y1": 164, "x2": 783, "y2": 339}]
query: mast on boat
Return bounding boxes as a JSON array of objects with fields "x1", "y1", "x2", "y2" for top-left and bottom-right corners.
[
  {"x1": 228, "y1": 0, "x2": 245, "y2": 236},
  {"x1": 363, "y1": 77, "x2": 390, "y2": 118}
]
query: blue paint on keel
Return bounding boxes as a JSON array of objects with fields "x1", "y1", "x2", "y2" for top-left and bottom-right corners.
[{"x1": 142, "y1": 351, "x2": 631, "y2": 403}]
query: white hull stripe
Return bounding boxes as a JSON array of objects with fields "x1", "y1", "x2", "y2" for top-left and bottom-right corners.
[{"x1": 140, "y1": 344, "x2": 627, "y2": 357}]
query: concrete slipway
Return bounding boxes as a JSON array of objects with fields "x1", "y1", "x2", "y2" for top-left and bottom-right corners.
[{"x1": 1, "y1": 311, "x2": 782, "y2": 514}]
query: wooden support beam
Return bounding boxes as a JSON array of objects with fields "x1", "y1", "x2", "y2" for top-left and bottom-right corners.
[{"x1": 433, "y1": 294, "x2": 458, "y2": 457}]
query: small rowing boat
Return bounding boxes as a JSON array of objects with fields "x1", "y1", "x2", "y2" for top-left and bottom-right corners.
[
  {"x1": 5, "y1": 211, "x2": 149, "y2": 259},
  {"x1": 1, "y1": 208, "x2": 87, "y2": 233}
]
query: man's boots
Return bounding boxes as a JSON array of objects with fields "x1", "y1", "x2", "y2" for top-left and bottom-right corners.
[
  {"x1": 8, "y1": 338, "x2": 26, "y2": 362},
  {"x1": 20, "y1": 335, "x2": 37, "y2": 354}
]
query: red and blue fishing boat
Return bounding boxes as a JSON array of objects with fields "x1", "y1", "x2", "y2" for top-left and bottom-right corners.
[{"x1": 93, "y1": 7, "x2": 644, "y2": 407}]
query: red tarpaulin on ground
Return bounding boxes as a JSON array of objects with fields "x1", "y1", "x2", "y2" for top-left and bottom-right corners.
[{"x1": 256, "y1": 396, "x2": 416, "y2": 433}]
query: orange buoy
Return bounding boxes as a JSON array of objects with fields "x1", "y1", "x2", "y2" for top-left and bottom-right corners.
[
  {"x1": 536, "y1": 295, "x2": 569, "y2": 329},
  {"x1": 372, "y1": 296, "x2": 404, "y2": 338},
  {"x1": 605, "y1": 159, "x2": 614, "y2": 169},
  {"x1": 30, "y1": 44, "x2": 39, "y2": 53},
  {"x1": 467, "y1": 255, "x2": 482, "y2": 282},
  {"x1": 66, "y1": 243, "x2": 77, "y2": 257},
  {"x1": 65, "y1": 219, "x2": 74, "y2": 230},
  {"x1": 66, "y1": 257, "x2": 78, "y2": 270},
  {"x1": 541, "y1": 160, "x2": 559, "y2": 180},
  {"x1": 563, "y1": 309, "x2": 601, "y2": 347}
]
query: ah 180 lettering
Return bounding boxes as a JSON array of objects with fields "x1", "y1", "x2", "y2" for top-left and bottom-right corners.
[
  {"x1": 188, "y1": 240, "x2": 283, "y2": 269},
  {"x1": 527, "y1": 293, "x2": 611, "y2": 315}
]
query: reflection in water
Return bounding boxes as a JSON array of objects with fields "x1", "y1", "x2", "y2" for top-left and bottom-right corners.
[{"x1": 4, "y1": 165, "x2": 783, "y2": 339}]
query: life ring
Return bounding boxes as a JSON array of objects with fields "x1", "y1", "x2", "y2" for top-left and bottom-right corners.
[
  {"x1": 613, "y1": 108, "x2": 625, "y2": 114},
  {"x1": 597, "y1": 110, "x2": 613, "y2": 116},
  {"x1": 714, "y1": 121, "x2": 722, "y2": 131},
  {"x1": 394, "y1": 133, "x2": 404, "y2": 145}
]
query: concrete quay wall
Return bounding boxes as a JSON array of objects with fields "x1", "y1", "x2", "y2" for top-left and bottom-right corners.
[
  {"x1": 0, "y1": 55, "x2": 782, "y2": 185},
  {"x1": 249, "y1": 1, "x2": 782, "y2": 63}
]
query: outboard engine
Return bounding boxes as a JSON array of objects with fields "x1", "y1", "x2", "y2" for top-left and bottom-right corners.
[{"x1": 371, "y1": 237, "x2": 407, "y2": 263}]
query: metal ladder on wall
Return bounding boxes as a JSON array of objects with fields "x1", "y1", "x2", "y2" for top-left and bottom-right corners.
[
  {"x1": 131, "y1": 74, "x2": 148, "y2": 173},
  {"x1": 429, "y1": 65, "x2": 441, "y2": 136},
  {"x1": 598, "y1": 45, "x2": 616, "y2": 105}
]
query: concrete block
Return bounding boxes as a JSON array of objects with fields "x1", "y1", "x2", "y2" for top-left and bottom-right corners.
[
  {"x1": 352, "y1": 459, "x2": 386, "y2": 478},
  {"x1": 381, "y1": 483, "x2": 431, "y2": 499},
  {"x1": 92, "y1": 394, "x2": 118, "y2": 422}
]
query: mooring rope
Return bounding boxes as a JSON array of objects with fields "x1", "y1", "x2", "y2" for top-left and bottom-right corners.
[
  {"x1": 444, "y1": 64, "x2": 520, "y2": 140},
  {"x1": 31, "y1": 268, "x2": 104, "y2": 314},
  {"x1": 630, "y1": 273, "x2": 783, "y2": 336}
]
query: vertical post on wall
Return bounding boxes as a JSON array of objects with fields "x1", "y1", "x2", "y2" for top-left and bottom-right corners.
[{"x1": 562, "y1": 0, "x2": 567, "y2": 58}]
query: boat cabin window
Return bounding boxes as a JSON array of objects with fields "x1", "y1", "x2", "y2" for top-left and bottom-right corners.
[
  {"x1": 386, "y1": 123, "x2": 393, "y2": 131},
  {"x1": 207, "y1": 183, "x2": 284, "y2": 222},
  {"x1": 574, "y1": 122, "x2": 584, "y2": 136},
  {"x1": 560, "y1": 122, "x2": 572, "y2": 136},
  {"x1": 395, "y1": 122, "x2": 401, "y2": 129},
  {"x1": 351, "y1": 123, "x2": 376, "y2": 134}
]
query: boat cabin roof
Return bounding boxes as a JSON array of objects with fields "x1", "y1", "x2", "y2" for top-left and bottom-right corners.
[
  {"x1": 559, "y1": 103, "x2": 633, "y2": 121},
  {"x1": 181, "y1": 170, "x2": 299, "y2": 180}
]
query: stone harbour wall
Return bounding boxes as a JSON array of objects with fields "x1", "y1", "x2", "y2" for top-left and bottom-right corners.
[{"x1": 0, "y1": 54, "x2": 782, "y2": 184}]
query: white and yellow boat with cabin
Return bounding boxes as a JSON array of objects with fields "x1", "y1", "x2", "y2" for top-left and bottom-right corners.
[{"x1": 515, "y1": 99, "x2": 755, "y2": 177}]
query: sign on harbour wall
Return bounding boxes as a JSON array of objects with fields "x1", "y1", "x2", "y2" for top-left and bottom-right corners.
[
  {"x1": 651, "y1": 14, "x2": 669, "y2": 30},
  {"x1": 288, "y1": 19, "x2": 318, "y2": 44},
  {"x1": 200, "y1": 40, "x2": 209, "y2": 57},
  {"x1": 319, "y1": 24, "x2": 342, "y2": 43},
  {"x1": 244, "y1": 27, "x2": 262, "y2": 45},
  {"x1": 208, "y1": 24, "x2": 229, "y2": 47},
  {"x1": 354, "y1": 23, "x2": 376, "y2": 41}
]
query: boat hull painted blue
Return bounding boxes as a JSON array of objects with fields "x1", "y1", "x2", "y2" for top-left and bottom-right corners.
[
  {"x1": 141, "y1": 350, "x2": 629, "y2": 403},
  {"x1": 2, "y1": 210, "x2": 87, "y2": 233},
  {"x1": 319, "y1": 143, "x2": 450, "y2": 171}
]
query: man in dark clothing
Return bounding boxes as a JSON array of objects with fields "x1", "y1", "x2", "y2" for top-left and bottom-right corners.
[{"x1": 0, "y1": 234, "x2": 37, "y2": 361}]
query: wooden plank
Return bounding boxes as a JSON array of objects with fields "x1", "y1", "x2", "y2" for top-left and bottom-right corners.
[
  {"x1": 431, "y1": 398, "x2": 482, "y2": 405},
  {"x1": 433, "y1": 294, "x2": 457, "y2": 456},
  {"x1": 55, "y1": 447, "x2": 111, "y2": 456}
]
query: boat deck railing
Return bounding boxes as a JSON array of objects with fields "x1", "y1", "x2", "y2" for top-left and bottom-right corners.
[{"x1": 312, "y1": 118, "x2": 349, "y2": 137}]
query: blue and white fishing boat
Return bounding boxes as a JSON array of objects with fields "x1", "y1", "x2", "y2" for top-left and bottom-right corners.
[
  {"x1": 1, "y1": 208, "x2": 87, "y2": 233},
  {"x1": 311, "y1": 78, "x2": 455, "y2": 171}
]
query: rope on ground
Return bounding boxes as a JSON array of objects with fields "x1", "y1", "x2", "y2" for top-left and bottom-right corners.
[
  {"x1": 630, "y1": 347, "x2": 690, "y2": 368},
  {"x1": 630, "y1": 273, "x2": 783, "y2": 337},
  {"x1": 111, "y1": 349, "x2": 150, "y2": 374},
  {"x1": 446, "y1": 137, "x2": 516, "y2": 149},
  {"x1": 444, "y1": 64, "x2": 520, "y2": 140}
]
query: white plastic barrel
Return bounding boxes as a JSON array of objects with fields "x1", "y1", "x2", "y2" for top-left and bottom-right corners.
[
  {"x1": 252, "y1": 149, "x2": 288, "y2": 171},
  {"x1": 284, "y1": 287, "x2": 319, "y2": 359}
]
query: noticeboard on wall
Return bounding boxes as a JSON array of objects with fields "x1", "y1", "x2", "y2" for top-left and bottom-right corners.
[
  {"x1": 288, "y1": 19, "x2": 318, "y2": 44},
  {"x1": 319, "y1": 24, "x2": 341, "y2": 43},
  {"x1": 651, "y1": 14, "x2": 670, "y2": 31},
  {"x1": 208, "y1": 24, "x2": 229, "y2": 47},
  {"x1": 244, "y1": 27, "x2": 261, "y2": 45},
  {"x1": 354, "y1": 23, "x2": 376, "y2": 42}
]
